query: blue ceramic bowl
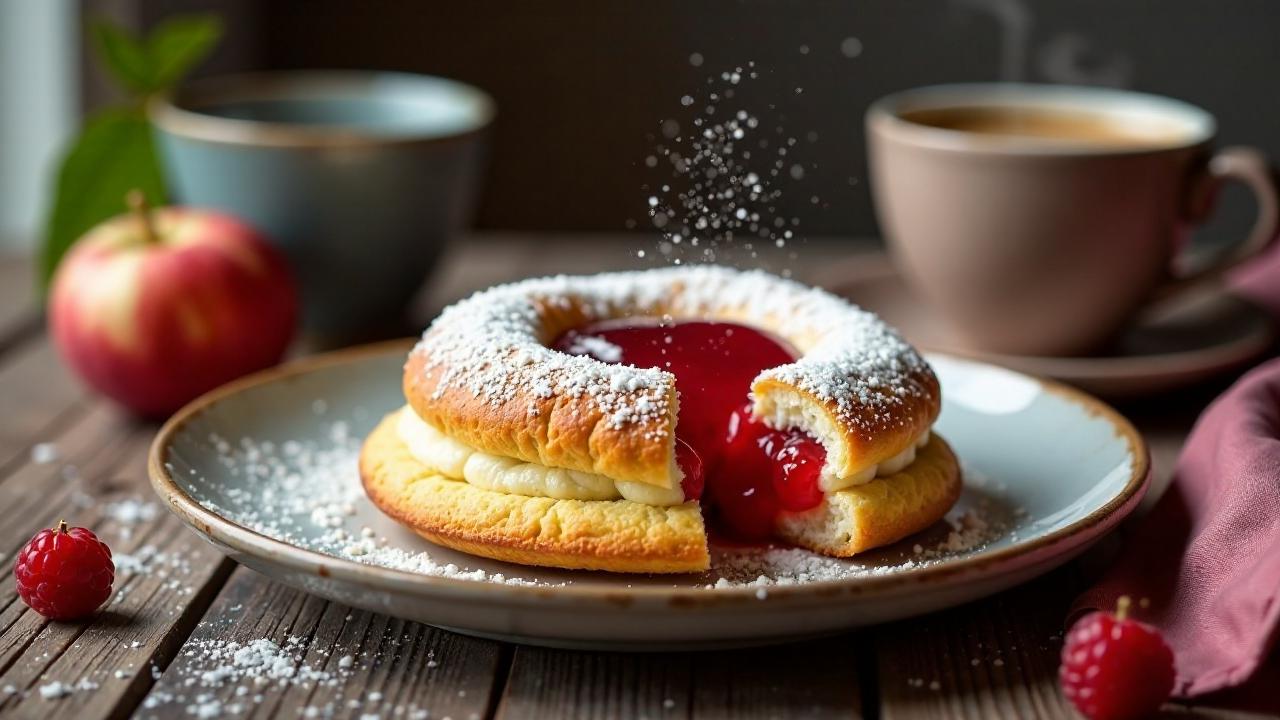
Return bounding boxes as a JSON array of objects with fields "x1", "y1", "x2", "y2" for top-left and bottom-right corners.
[{"x1": 150, "y1": 71, "x2": 494, "y2": 337}]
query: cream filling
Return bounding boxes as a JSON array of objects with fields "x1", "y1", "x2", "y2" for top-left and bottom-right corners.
[
  {"x1": 395, "y1": 407, "x2": 686, "y2": 506},
  {"x1": 752, "y1": 387, "x2": 932, "y2": 492},
  {"x1": 818, "y1": 430, "x2": 932, "y2": 492},
  {"x1": 395, "y1": 407, "x2": 930, "y2": 505}
]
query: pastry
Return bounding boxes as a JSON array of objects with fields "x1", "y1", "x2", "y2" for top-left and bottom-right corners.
[{"x1": 360, "y1": 266, "x2": 960, "y2": 573}]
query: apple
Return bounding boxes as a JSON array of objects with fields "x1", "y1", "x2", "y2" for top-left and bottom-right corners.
[{"x1": 49, "y1": 191, "x2": 298, "y2": 417}]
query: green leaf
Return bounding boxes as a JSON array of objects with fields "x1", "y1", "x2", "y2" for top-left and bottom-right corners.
[
  {"x1": 90, "y1": 21, "x2": 154, "y2": 94},
  {"x1": 41, "y1": 14, "x2": 222, "y2": 289},
  {"x1": 90, "y1": 14, "x2": 222, "y2": 95},
  {"x1": 40, "y1": 109, "x2": 167, "y2": 288},
  {"x1": 147, "y1": 14, "x2": 223, "y2": 90}
]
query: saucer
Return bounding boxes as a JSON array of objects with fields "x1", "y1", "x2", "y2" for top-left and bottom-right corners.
[{"x1": 814, "y1": 254, "x2": 1276, "y2": 398}]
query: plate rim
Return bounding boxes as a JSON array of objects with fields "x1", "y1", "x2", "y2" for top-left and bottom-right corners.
[{"x1": 148, "y1": 339, "x2": 1150, "y2": 606}]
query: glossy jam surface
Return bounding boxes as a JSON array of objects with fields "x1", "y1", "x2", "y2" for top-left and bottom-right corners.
[{"x1": 553, "y1": 320, "x2": 826, "y2": 539}]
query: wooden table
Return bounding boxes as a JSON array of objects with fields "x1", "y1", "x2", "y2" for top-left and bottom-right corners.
[{"x1": 0, "y1": 235, "x2": 1259, "y2": 719}]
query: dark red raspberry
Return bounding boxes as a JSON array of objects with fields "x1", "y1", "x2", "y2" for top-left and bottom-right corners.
[
  {"x1": 14, "y1": 521, "x2": 114, "y2": 620},
  {"x1": 1060, "y1": 596, "x2": 1176, "y2": 720}
]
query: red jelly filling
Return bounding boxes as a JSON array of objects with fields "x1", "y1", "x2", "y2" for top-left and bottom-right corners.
[{"x1": 553, "y1": 320, "x2": 827, "y2": 541}]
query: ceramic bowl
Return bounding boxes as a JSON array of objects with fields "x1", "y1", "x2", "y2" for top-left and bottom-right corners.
[{"x1": 151, "y1": 72, "x2": 494, "y2": 337}]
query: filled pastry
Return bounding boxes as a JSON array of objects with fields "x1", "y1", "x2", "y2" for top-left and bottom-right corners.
[{"x1": 360, "y1": 266, "x2": 960, "y2": 573}]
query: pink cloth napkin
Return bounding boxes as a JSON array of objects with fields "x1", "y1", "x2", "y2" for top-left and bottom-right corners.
[{"x1": 1072, "y1": 256, "x2": 1280, "y2": 704}]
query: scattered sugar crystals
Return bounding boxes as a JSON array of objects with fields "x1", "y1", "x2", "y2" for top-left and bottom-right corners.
[
  {"x1": 135, "y1": 632, "x2": 443, "y2": 718},
  {"x1": 103, "y1": 497, "x2": 160, "y2": 539},
  {"x1": 103, "y1": 498, "x2": 159, "y2": 525},
  {"x1": 37, "y1": 681, "x2": 72, "y2": 699},
  {"x1": 641, "y1": 61, "x2": 809, "y2": 266},
  {"x1": 711, "y1": 505, "x2": 1008, "y2": 591},
  {"x1": 30, "y1": 442, "x2": 58, "y2": 464},
  {"x1": 188, "y1": 636, "x2": 323, "y2": 686},
  {"x1": 36, "y1": 678, "x2": 98, "y2": 701}
]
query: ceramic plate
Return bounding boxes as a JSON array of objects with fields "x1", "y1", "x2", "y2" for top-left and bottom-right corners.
[
  {"x1": 150, "y1": 340, "x2": 1148, "y2": 650},
  {"x1": 817, "y1": 255, "x2": 1275, "y2": 398}
]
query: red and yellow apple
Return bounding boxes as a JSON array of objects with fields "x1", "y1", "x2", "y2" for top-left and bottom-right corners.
[{"x1": 49, "y1": 192, "x2": 297, "y2": 417}]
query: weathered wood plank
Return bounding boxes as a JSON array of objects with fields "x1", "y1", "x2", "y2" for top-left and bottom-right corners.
[
  {"x1": 688, "y1": 637, "x2": 864, "y2": 720},
  {"x1": 0, "y1": 255, "x2": 40, "y2": 354},
  {"x1": 0, "y1": 402, "x2": 234, "y2": 720},
  {"x1": 494, "y1": 635, "x2": 863, "y2": 719},
  {"x1": 135, "y1": 567, "x2": 505, "y2": 719},
  {"x1": 875, "y1": 568, "x2": 1081, "y2": 720},
  {"x1": 495, "y1": 648, "x2": 694, "y2": 720},
  {"x1": 0, "y1": 337, "x2": 87, "y2": 470}
]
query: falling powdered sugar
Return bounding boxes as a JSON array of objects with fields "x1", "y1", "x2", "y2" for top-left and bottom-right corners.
[{"x1": 641, "y1": 61, "x2": 813, "y2": 266}]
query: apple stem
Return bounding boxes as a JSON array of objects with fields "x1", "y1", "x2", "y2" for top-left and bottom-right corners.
[
  {"x1": 1115, "y1": 595, "x2": 1132, "y2": 621},
  {"x1": 55, "y1": 519, "x2": 68, "y2": 534},
  {"x1": 126, "y1": 190, "x2": 160, "y2": 245}
]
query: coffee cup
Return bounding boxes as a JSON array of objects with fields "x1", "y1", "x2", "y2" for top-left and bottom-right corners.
[{"x1": 866, "y1": 83, "x2": 1279, "y2": 356}]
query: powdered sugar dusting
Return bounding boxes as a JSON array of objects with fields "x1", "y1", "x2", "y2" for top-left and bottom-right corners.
[
  {"x1": 181, "y1": 425, "x2": 550, "y2": 587},
  {"x1": 563, "y1": 333, "x2": 624, "y2": 363},
  {"x1": 413, "y1": 266, "x2": 931, "y2": 441}
]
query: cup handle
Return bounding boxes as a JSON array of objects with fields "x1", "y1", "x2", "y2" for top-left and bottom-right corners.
[{"x1": 1159, "y1": 146, "x2": 1280, "y2": 299}]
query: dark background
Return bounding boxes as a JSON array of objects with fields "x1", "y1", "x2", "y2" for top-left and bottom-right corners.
[{"x1": 84, "y1": 0, "x2": 1280, "y2": 242}]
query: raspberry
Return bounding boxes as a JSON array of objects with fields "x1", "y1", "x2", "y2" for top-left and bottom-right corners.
[
  {"x1": 14, "y1": 521, "x2": 114, "y2": 620},
  {"x1": 1060, "y1": 596, "x2": 1175, "y2": 720}
]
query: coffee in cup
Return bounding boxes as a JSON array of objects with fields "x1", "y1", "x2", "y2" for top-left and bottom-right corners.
[{"x1": 866, "y1": 83, "x2": 1279, "y2": 356}]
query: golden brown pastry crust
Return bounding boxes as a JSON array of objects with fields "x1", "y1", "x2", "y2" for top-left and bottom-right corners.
[
  {"x1": 405, "y1": 267, "x2": 940, "y2": 493},
  {"x1": 775, "y1": 434, "x2": 962, "y2": 557},
  {"x1": 360, "y1": 412, "x2": 710, "y2": 573},
  {"x1": 361, "y1": 411, "x2": 961, "y2": 572},
  {"x1": 404, "y1": 347, "x2": 681, "y2": 491}
]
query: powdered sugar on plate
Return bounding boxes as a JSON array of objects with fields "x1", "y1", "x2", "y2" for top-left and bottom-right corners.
[
  {"x1": 710, "y1": 507, "x2": 1006, "y2": 588},
  {"x1": 181, "y1": 424, "x2": 550, "y2": 587},
  {"x1": 174, "y1": 420, "x2": 1016, "y2": 591}
]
